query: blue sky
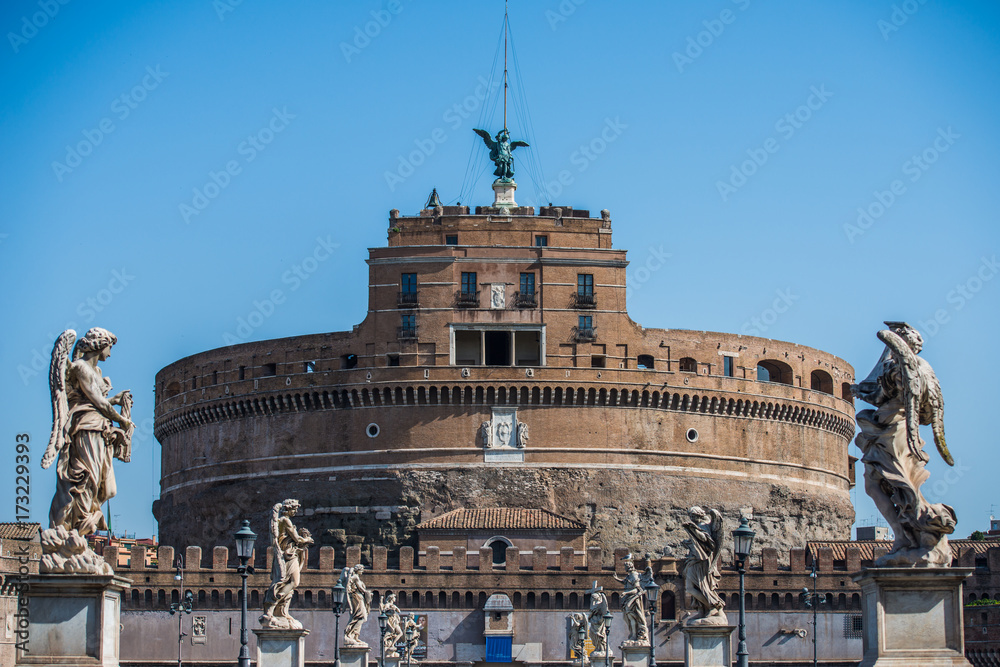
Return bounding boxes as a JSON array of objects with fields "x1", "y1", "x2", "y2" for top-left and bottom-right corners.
[{"x1": 1, "y1": 1, "x2": 998, "y2": 544}]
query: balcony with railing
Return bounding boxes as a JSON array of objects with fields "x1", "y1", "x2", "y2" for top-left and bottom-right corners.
[
  {"x1": 455, "y1": 290, "x2": 480, "y2": 308},
  {"x1": 574, "y1": 327, "x2": 596, "y2": 342},
  {"x1": 397, "y1": 291, "x2": 419, "y2": 308},
  {"x1": 573, "y1": 292, "x2": 597, "y2": 309},
  {"x1": 397, "y1": 325, "x2": 418, "y2": 340},
  {"x1": 514, "y1": 291, "x2": 537, "y2": 308}
]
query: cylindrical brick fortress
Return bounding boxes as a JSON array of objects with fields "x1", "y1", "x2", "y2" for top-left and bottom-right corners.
[{"x1": 154, "y1": 205, "x2": 856, "y2": 558}]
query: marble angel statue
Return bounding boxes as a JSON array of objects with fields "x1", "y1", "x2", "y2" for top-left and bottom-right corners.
[
  {"x1": 341, "y1": 564, "x2": 373, "y2": 646},
  {"x1": 259, "y1": 499, "x2": 313, "y2": 629},
  {"x1": 380, "y1": 592, "x2": 404, "y2": 657},
  {"x1": 680, "y1": 506, "x2": 726, "y2": 624},
  {"x1": 850, "y1": 322, "x2": 957, "y2": 566},
  {"x1": 613, "y1": 554, "x2": 648, "y2": 645},
  {"x1": 41, "y1": 327, "x2": 134, "y2": 574}
]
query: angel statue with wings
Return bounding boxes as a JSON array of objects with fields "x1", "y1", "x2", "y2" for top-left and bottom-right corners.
[
  {"x1": 259, "y1": 499, "x2": 313, "y2": 629},
  {"x1": 41, "y1": 328, "x2": 133, "y2": 573},
  {"x1": 680, "y1": 507, "x2": 727, "y2": 625},
  {"x1": 850, "y1": 322, "x2": 957, "y2": 567},
  {"x1": 612, "y1": 554, "x2": 648, "y2": 645},
  {"x1": 473, "y1": 128, "x2": 529, "y2": 182},
  {"x1": 340, "y1": 563, "x2": 373, "y2": 646}
]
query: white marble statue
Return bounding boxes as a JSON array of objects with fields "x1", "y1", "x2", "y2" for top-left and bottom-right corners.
[
  {"x1": 516, "y1": 421, "x2": 529, "y2": 448},
  {"x1": 613, "y1": 554, "x2": 648, "y2": 646},
  {"x1": 587, "y1": 582, "x2": 610, "y2": 657},
  {"x1": 341, "y1": 564, "x2": 372, "y2": 646},
  {"x1": 41, "y1": 328, "x2": 134, "y2": 575},
  {"x1": 851, "y1": 321, "x2": 957, "y2": 567},
  {"x1": 480, "y1": 420, "x2": 493, "y2": 448},
  {"x1": 403, "y1": 613, "x2": 424, "y2": 663},
  {"x1": 380, "y1": 592, "x2": 404, "y2": 657},
  {"x1": 680, "y1": 506, "x2": 727, "y2": 625},
  {"x1": 259, "y1": 499, "x2": 313, "y2": 629},
  {"x1": 570, "y1": 612, "x2": 589, "y2": 663}
]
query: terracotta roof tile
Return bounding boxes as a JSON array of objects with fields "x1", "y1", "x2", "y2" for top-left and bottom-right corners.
[
  {"x1": 417, "y1": 508, "x2": 586, "y2": 531},
  {"x1": 0, "y1": 523, "x2": 40, "y2": 541},
  {"x1": 807, "y1": 539, "x2": 998, "y2": 561}
]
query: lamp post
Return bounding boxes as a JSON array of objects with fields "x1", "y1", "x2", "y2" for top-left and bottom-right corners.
[
  {"x1": 378, "y1": 610, "x2": 388, "y2": 667},
  {"x1": 332, "y1": 580, "x2": 346, "y2": 667},
  {"x1": 800, "y1": 560, "x2": 827, "y2": 667},
  {"x1": 168, "y1": 556, "x2": 193, "y2": 667},
  {"x1": 732, "y1": 516, "x2": 756, "y2": 667},
  {"x1": 643, "y1": 577, "x2": 659, "y2": 667},
  {"x1": 603, "y1": 610, "x2": 613, "y2": 667},
  {"x1": 404, "y1": 614, "x2": 416, "y2": 667},
  {"x1": 577, "y1": 620, "x2": 588, "y2": 667},
  {"x1": 234, "y1": 520, "x2": 256, "y2": 667}
]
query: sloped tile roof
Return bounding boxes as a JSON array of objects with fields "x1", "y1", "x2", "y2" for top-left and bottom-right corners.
[
  {"x1": 417, "y1": 508, "x2": 586, "y2": 531},
  {"x1": 807, "y1": 538, "x2": 998, "y2": 561},
  {"x1": 0, "y1": 523, "x2": 40, "y2": 541}
]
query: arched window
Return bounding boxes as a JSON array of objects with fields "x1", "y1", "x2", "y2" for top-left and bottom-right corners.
[
  {"x1": 660, "y1": 590, "x2": 676, "y2": 620},
  {"x1": 810, "y1": 370, "x2": 833, "y2": 394},
  {"x1": 679, "y1": 357, "x2": 697, "y2": 373},
  {"x1": 486, "y1": 537, "x2": 512, "y2": 565},
  {"x1": 757, "y1": 359, "x2": 793, "y2": 385}
]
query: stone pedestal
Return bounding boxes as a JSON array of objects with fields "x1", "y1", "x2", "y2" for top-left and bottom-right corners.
[
  {"x1": 16, "y1": 573, "x2": 130, "y2": 667},
  {"x1": 383, "y1": 652, "x2": 401, "y2": 667},
  {"x1": 681, "y1": 625, "x2": 734, "y2": 667},
  {"x1": 852, "y1": 567, "x2": 974, "y2": 667},
  {"x1": 252, "y1": 628, "x2": 309, "y2": 667},
  {"x1": 339, "y1": 644, "x2": 370, "y2": 667},
  {"x1": 492, "y1": 179, "x2": 517, "y2": 210},
  {"x1": 618, "y1": 642, "x2": 651, "y2": 667}
]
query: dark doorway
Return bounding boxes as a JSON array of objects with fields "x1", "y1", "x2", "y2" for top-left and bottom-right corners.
[{"x1": 484, "y1": 331, "x2": 511, "y2": 366}]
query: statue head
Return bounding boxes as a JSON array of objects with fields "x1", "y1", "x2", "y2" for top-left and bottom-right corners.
[
  {"x1": 886, "y1": 321, "x2": 923, "y2": 354},
  {"x1": 355, "y1": 564, "x2": 365, "y2": 574},
  {"x1": 281, "y1": 499, "x2": 301, "y2": 516},
  {"x1": 688, "y1": 506, "x2": 708, "y2": 523},
  {"x1": 497, "y1": 128, "x2": 510, "y2": 143},
  {"x1": 74, "y1": 327, "x2": 117, "y2": 360}
]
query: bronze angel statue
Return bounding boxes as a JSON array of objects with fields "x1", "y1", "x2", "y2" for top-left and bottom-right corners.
[
  {"x1": 259, "y1": 499, "x2": 313, "y2": 629},
  {"x1": 851, "y1": 322, "x2": 956, "y2": 567},
  {"x1": 680, "y1": 507, "x2": 726, "y2": 625},
  {"x1": 473, "y1": 128, "x2": 528, "y2": 182}
]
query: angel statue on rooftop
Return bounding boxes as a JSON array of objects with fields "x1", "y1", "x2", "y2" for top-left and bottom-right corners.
[
  {"x1": 41, "y1": 327, "x2": 133, "y2": 574},
  {"x1": 473, "y1": 128, "x2": 529, "y2": 182},
  {"x1": 850, "y1": 321, "x2": 957, "y2": 567},
  {"x1": 259, "y1": 499, "x2": 313, "y2": 629}
]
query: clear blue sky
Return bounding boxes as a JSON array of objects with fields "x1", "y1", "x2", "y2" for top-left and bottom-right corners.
[{"x1": 2, "y1": 1, "x2": 998, "y2": 543}]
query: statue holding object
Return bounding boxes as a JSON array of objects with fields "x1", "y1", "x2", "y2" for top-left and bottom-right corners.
[
  {"x1": 613, "y1": 554, "x2": 648, "y2": 646},
  {"x1": 473, "y1": 128, "x2": 529, "y2": 182},
  {"x1": 850, "y1": 321, "x2": 957, "y2": 567},
  {"x1": 341, "y1": 564, "x2": 373, "y2": 646},
  {"x1": 259, "y1": 499, "x2": 313, "y2": 629},
  {"x1": 680, "y1": 506, "x2": 727, "y2": 625}
]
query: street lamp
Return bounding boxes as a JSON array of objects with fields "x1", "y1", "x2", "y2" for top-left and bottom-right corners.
[
  {"x1": 577, "y1": 619, "x2": 588, "y2": 667},
  {"x1": 732, "y1": 516, "x2": 756, "y2": 667},
  {"x1": 404, "y1": 614, "x2": 417, "y2": 667},
  {"x1": 800, "y1": 559, "x2": 827, "y2": 667},
  {"x1": 234, "y1": 520, "x2": 256, "y2": 667},
  {"x1": 643, "y1": 577, "x2": 659, "y2": 667},
  {"x1": 603, "y1": 610, "x2": 613, "y2": 667},
  {"x1": 168, "y1": 556, "x2": 193, "y2": 667},
  {"x1": 378, "y1": 610, "x2": 388, "y2": 667},
  {"x1": 332, "y1": 580, "x2": 346, "y2": 667}
]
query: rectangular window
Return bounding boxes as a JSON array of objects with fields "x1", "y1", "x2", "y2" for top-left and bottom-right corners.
[
  {"x1": 591, "y1": 355, "x2": 605, "y2": 368},
  {"x1": 579, "y1": 315, "x2": 593, "y2": 330},
  {"x1": 723, "y1": 356, "x2": 734, "y2": 377},
  {"x1": 461, "y1": 272, "x2": 477, "y2": 295},
  {"x1": 535, "y1": 235, "x2": 548, "y2": 247},
  {"x1": 446, "y1": 234, "x2": 458, "y2": 245},
  {"x1": 401, "y1": 273, "x2": 417, "y2": 293},
  {"x1": 238, "y1": 366, "x2": 245, "y2": 380},
  {"x1": 387, "y1": 354, "x2": 400, "y2": 367},
  {"x1": 577, "y1": 274, "x2": 594, "y2": 295},
  {"x1": 304, "y1": 361, "x2": 316, "y2": 373},
  {"x1": 402, "y1": 314, "x2": 415, "y2": 329},
  {"x1": 519, "y1": 273, "x2": 535, "y2": 295}
]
